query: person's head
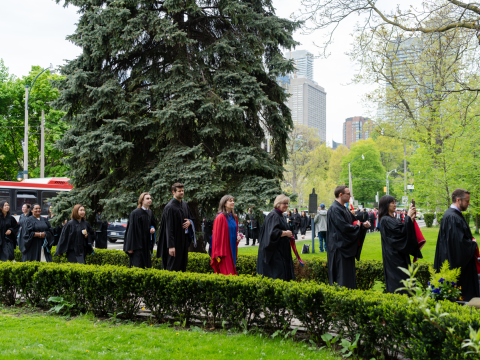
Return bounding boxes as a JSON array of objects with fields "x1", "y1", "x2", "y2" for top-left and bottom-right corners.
[
  {"x1": 71, "y1": 204, "x2": 86, "y2": 221},
  {"x1": 294, "y1": 208, "x2": 298, "y2": 214},
  {"x1": 248, "y1": 207, "x2": 253, "y2": 214},
  {"x1": 28, "y1": 204, "x2": 42, "y2": 218},
  {"x1": 137, "y1": 192, "x2": 152, "y2": 209},
  {"x1": 218, "y1": 195, "x2": 235, "y2": 216},
  {"x1": 301, "y1": 211, "x2": 305, "y2": 217},
  {"x1": 273, "y1": 194, "x2": 290, "y2": 213},
  {"x1": 334, "y1": 185, "x2": 350, "y2": 204},
  {"x1": 320, "y1": 203, "x2": 325, "y2": 210},
  {"x1": 378, "y1": 195, "x2": 396, "y2": 221},
  {"x1": 22, "y1": 203, "x2": 31, "y2": 215},
  {"x1": 171, "y1": 183, "x2": 185, "y2": 201},
  {"x1": 0, "y1": 201, "x2": 10, "y2": 217},
  {"x1": 452, "y1": 189, "x2": 470, "y2": 211},
  {"x1": 287, "y1": 210, "x2": 292, "y2": 216}
]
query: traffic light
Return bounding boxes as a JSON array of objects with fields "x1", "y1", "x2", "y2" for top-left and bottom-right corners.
[{"x1": 384, "y1": 187, "x2": 387, "y2": 193}]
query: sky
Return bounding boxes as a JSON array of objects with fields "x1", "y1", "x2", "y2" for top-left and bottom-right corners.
[{"x1": 0, "y1": 0, "x2": 403, "y2": 143}]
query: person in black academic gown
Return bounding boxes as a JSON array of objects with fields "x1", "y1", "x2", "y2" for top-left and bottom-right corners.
[
  {"x1": 157, "y1": 183, "x2": 195, "y2": 272},
  {"x1": 246, "y1": 208, "x2": 259, "y2": 246},
  {"x1": 22, "y1": 204, "x2": 54, "y2": 262},
  {"x1": 378, "y1": 195, "x2": 422, "y2": 294},
  {"x1": 299, "y1": 211, "x2": 308, "y2": 239},
  {"x1": 123, "y1": 193, "x2": 157, "y2": 268},
  {"x1": 257, "y1": 194, "x2": 295, "y2": 281},
  {"x1": 55, "y1": 204, "x2": 95, "y2": 264},
  {"x1": 327, "y1": 186, "x2": 371, "y2": 289},
  {"x1": 95, "y1": 209, "x2": 109, "y2": 249},
  {"x1": 434, "y1": 189, "x2": 479, "y2": 301},
  {"x1": 0, "y1": 201, "x2": 19, "y2": 261}
]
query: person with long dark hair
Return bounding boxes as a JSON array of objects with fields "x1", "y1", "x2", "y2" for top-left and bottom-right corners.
[
  {"x1": 378, "y1": 195, "x2": 422, "y2": 294},
  {"x1": 292, "y1": 208, "x2": 300, "y2": 240},
  {"x1": 299, "y1": 211, "x2": 308, "y2": 239},
  {"x1": 55, "y1": 204, "x2": 95, "y2": 264},
  {"x1": 0, "y1": 201, "x2": 19, "y2": 261},
  {"x1": 22, "y1": 204, "x2": 54, "y2": 262},
  {"x1": 210, "y1": 195, "x2": 241, "y2": 275}
]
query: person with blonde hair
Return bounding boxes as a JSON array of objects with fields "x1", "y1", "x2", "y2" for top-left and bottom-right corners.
[
  {"x1": 55, "y1": 204, "x2": 95, "y2": 264},
  {"x1": 257, "y1": 194, "x2": 297, "y2": 281},
  {"x1": 124, "y1": 192, "x2": 157, "y2": 268},
  {"x1": 210, "y1": 195, "x2": 242, "y2": 275}
]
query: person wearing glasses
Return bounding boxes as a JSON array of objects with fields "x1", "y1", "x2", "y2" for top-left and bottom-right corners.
[
  {"x1": 257, "y1": 194, "x2": 294, "y2": 281},
  {"x1": 327, "y1": 186, "x2": 371, "y2": 289}
]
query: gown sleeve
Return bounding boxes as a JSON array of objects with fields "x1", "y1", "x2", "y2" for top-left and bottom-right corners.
[
  {"x1": 44, "y1": 218, "x2": 55, "y2": 248},
  {"x1": 23, "y1": 217, "x2": 37, "y2": 252},
  {"x1": 382, "y1": 216, "x2": 422, "y2": 258}
]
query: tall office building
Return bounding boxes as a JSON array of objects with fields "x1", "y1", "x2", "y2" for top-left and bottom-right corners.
[
  {"x1": 285, "y1": 50, "x2": 314, "y2": 81},
  {"x1": 342, "y1": 116, "x2": 372, "y2": 148},
  {"x1": 279, "y1": 50, "x2": 326, "y2": 141}
]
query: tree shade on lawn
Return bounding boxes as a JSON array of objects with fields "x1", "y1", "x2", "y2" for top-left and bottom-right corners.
[{"x1": 0, "y1": 309, "x2": 339, "y2": 359}]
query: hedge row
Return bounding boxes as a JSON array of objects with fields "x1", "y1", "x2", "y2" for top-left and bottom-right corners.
[
  {"x1": 0, "y1": 261, "x2": 477, "y2": 359},
  {"x1": 13, "y1": 248, "x2": 432, "y2": 290}
]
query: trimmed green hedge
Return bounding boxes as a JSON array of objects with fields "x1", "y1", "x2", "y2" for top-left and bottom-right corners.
[
  {"x1": 0, "y1": 262, "x2": 478, "y2": 359},
  {"x1": 424, "y1": 213, "x2": 434, "y2": 227},
  {"x1": 13, "y1": 248, "x2": 432, "y2": 290},
  {"x1": 437, "y1": 211, "x2": 444, "y2": 224}
]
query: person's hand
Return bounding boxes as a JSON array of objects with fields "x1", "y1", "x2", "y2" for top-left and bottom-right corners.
[
  {"x1": 5, "y1": 230, "x2": 11, "y2": 235},
  {"x1": 127, "y1": 250, "x2": 134, "y2": 254},
  {"x1": 282, "y1": 230, "x2": 293, "y2": 238},
  {"x1": 408, "y1": 205, "x2": 416, "y2": 220},
  {"x1": 169, "y1": 247, "x2": 176, "y2": 257},
  {"x1": 363, "y1": 221, "x2": 371, "y2": 229},
  {"x1": 150, "y1": 227, "x2": 155, "y2": 234},
  {"x1": 472, "y1": 238, "x2": 477, "y2": 243},
  {"x1": 183, "y1": 219, "x2": 191, "y2": 229}
]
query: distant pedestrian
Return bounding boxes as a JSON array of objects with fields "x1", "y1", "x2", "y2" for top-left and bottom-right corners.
[
  {"x1": 124, "y1": 193, "x2": 157, "y2": 269},
  {"x1": 157, "y1": 183, "x2": 195, "y2": 272},
  {"x1": 211, "y1": 195, "x2": 241, "y2": 275},
  {"x1": 327, "y1": 186, "x2": 371, "y2": 289},
  {"x1": 314, "y1": 204, "x2": 328, "y2": 252},
  {"x1": 292, "y1": 208, "x2": 300, "y2": 240},
  {"x1": 95, "y1": 207, "x2": 108, "y2": 249},
  {"x1": 300, "y1": 211, "x2": 308, "y2": 239},
  {"x1": 21, "y1": 204, "x2": 54, "y2": 262},
  {"x1": 55, "y1": 204, "x2": 95, "y2": 264},
  {"x1": 257, "y1": 195, "x2": 295, "y2": 281},
  {"x1": 0, "y1": 201, "x2": 19, "y2": 261},
  {"x1": 246, "y1": 208, "x2": 259, "y2": 246},
  {"x1": 434, "y1": 189, "x2": 479, "y2": 301}
]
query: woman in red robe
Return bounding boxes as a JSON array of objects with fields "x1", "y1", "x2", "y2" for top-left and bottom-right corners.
[{"x1": 210, "y1": 195, "x2": 241, "y2": 275}]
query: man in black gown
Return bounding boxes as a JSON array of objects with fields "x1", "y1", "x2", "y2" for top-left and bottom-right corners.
[
  {"x1": 157, "y1": 183, "x2": 195, "y2": 272},
  {"x1": 124, "y1": 192, "x2": 157, "y2": 268},
  {"x1": 327, "y1": 185, "x2": 371, "y2": 289},
  {"x1": 434, "y1": 189, "x2": 479, "y2": 301}
]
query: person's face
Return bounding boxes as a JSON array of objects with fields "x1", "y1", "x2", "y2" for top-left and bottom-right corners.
[
  {"x1": 340, "y1": 188, "x2": 351, "y2": 203},
  {"x1": 388, "y1": 201, "x2": 396, "y2": 214},
  {"x1": 78, "y1": 206, "x2": 86, "y2": 219},
  {"x1": 173, "y1": 188, "x2": 184, "y2": 199},
  {"x1": 143, "y1": 194, "x2": 152, "y2": 207},
  {"x1": 2, "y1": 202, "x2": 9, "y2": 213},
  {"x1": 225, "y1": 198, "x2": 235, "y2": 212},
  {"x1": 22, "y1": 204, "x2": 28, "y2": 214},
  {"x1": 279, "y1": 200, "x2": 290, "y2": 213},
  {"x1": 32, "y1": 205, "x2": 42, "y2": 217},
  {"x1": 457, "y1": 194, "x2": 470, "y2": 211}
]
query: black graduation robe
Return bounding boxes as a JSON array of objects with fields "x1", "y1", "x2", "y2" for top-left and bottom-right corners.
[
  {"x1": 95, "y1": 213, "x2": 108, "y2": 249},
  {"x1": 257, "y1": 209, "x2": 295, "y2": 281},
  {"x1": 0, "y1": 214, "x2": 19, "y2": 261},
  {"x1": 379, "y1": 215, "x2": 422, "y2": 294},
  {"x1": 434, "y1": 208, "x2": 479, "y2": 301},
  {"x1": 299, "y1": 216, "x2": 308, "y2": 235},
  {"x1": 55, "y1": 219, "x2": 94, "y2": 264},
  {"x1": 22, "y1": 216, "x2": 54, "y2": 262},
  {"x1": 46, "y1": 216, "x2": 63, "y2": 247},
  {"x1": 326, "y1": 200, "x2": 367, "y2": 289},
  {"x1": 124, "y1": 208, "x2": 157, "y2": 269},
  {"x1": 157, "y1": 198, "x2": 194, "y2": 272},
  {"x1": 246, "y1": 214, "x2": 259, "y2": 240}
]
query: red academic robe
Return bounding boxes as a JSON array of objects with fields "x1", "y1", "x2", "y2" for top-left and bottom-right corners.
[{"x1": 210, "y1": 213, "x2": 238, "y2": 275}]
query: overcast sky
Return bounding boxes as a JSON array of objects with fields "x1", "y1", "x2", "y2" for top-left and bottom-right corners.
[{"x1": 0, "y1": 0, "x2": 403, "y2": 143}]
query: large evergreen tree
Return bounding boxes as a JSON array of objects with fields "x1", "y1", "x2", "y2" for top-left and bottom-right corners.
[{"x1": 52, "y1": 0, "x2": 299, "y2": 233}]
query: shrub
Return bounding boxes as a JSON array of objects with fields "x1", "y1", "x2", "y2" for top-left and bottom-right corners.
[
  {"x1": 436, "y1": 211, "x2": 444, "y2": 224},
  {"x1": 424, "y1": 213, "x2": 435, "y2": 227},
  {"x1": 0, "y1": 262, "x2": 478, "y2": 359},
  {"x1": 464, "y1": 212, "x2": 471, "y2": 226}
]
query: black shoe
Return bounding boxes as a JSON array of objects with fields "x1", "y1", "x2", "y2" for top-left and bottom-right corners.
[
  {"x1": 246, "y1": 241, "x2": 249, "y2": 245},
  {"x1": 251, "y1": 241, "x2": 256, "y2": 246}
]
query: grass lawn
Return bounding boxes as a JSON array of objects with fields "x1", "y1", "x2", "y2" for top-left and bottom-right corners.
[
  {"x1": 0, "y1": 307, "x2": 338, "y2": 360},
  {"x1": 239, "y1": 227, "x2": 442, "y2": 264}
]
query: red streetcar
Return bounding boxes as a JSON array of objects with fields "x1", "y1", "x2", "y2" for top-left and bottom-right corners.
[{"x1": 0, "y1": 177, "x2": 72, "y2": 217}]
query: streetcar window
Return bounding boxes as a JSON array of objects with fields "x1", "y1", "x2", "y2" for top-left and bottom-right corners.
[
  {"x1": 16, "y1": 192, "x2": 38, "y2": 214},
  {"x1": 0, "y1": 190, "x2": 10, "y2": 205},
  {"x1": 41, "y1": 191, "x2": 58, "y2": 215}
]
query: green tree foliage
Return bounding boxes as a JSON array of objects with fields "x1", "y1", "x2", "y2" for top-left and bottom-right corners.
[
  {"x1": 51, "y1": 0, "x2": 300, "y2": 226},
  {"x1": 340, "y1": 139, "x2": 385, "y2": 202},
  {"x1": 0, "y1": 61, "x2": 68, "y2": 181}
]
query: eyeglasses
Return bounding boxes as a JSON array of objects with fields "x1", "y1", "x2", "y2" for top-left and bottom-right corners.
[{"x1": 281, "y1": 202, "x2": 290, "y2": 205}]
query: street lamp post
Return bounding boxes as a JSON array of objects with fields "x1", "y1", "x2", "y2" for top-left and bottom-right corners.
[
  {"x1": 349, "y1": 154, "x2": 365, "y2": 199},
  {"x1": 386, "y1": 169, "x2": 397, "y2": 195},
  {"x1": 23, "y1": 64, "x2": 53, "y2": 179}
]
